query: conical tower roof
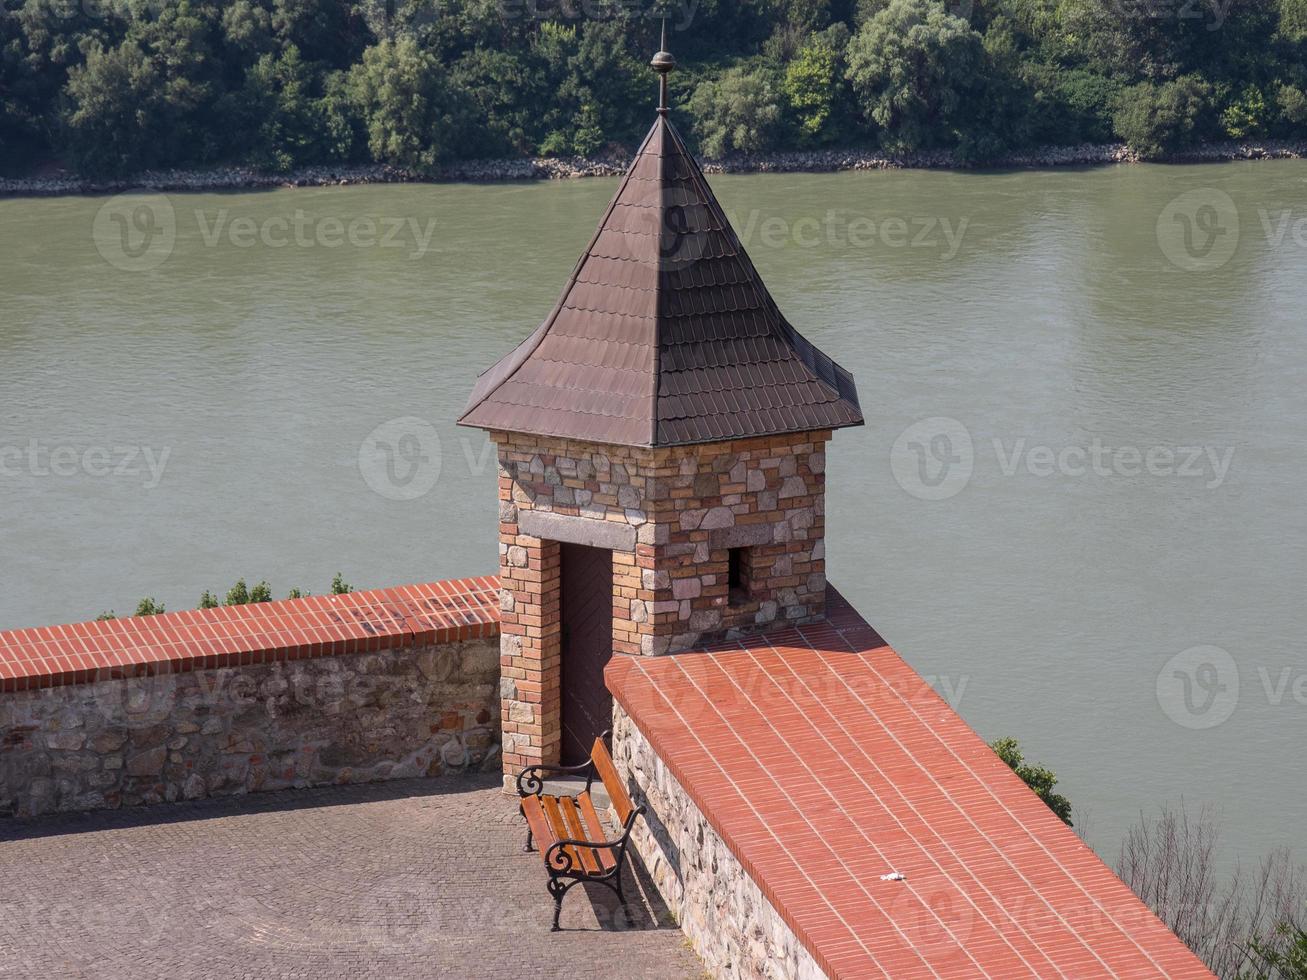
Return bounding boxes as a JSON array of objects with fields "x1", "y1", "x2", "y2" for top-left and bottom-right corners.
[{"x1": 459, "y1": 112, "x2": 862, "y2": 447}]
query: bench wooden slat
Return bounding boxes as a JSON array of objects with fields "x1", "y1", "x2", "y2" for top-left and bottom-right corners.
[
  {"x1": 517, "y1": 743, "x2": 645, "y2": 930},
  {"x1": 577, "y1": 792, "x2": 618, "y2": 872},
  {"x1": 541, "y1": 795, "x2": 587, "y2": 874},
  {"x1": 521, "y1": 796, "x2": 556, "y2": 850},
  {"x1": 557, "y1": 797, "x2": 602, "y2": 876},
  {"x1": 591, "y1": 738, "x2": 635, "y2": 825}
]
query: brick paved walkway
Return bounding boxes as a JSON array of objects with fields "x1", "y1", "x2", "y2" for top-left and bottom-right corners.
[{"x1": 0, "y1": 775, "x2": 704, "y2": 979}]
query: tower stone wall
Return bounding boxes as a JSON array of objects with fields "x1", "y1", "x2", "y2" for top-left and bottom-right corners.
[{"x1": 495, "y1": 429, "x2": 830, "y2": 776}]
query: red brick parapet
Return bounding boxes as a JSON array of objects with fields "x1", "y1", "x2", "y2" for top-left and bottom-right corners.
[{"x1": 0, "y1": 577, "x2": 500, "y2": 693}]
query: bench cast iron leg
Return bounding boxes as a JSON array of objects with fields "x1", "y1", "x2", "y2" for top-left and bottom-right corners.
[
  {"x1": 519, "y1": 803, "x2": 534, "y2": 852},
  {"x1": 614, "y1": 862, "x2": 634, "y2": 926},
  {"x1": 547, "y1": 878, "x2": 570, "y2": 932}
]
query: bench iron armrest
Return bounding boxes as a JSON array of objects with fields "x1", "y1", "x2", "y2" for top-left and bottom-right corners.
[
  {"x1": 516, "y1": 760, "x2": 598, "y2": 798},
  {"x1": 543, "y1": 805, "x2": 646, "y2": 875}
]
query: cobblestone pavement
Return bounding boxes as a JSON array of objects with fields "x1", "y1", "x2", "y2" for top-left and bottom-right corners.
[{"x1": 0, "y1": 775, "x2": 705, "y2": 980}]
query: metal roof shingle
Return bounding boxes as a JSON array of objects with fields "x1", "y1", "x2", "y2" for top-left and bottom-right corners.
[{"x1": 459, "y1": 114, "x2": 862, "y2": 448}]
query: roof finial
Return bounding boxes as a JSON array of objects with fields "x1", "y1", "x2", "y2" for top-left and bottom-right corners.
[{"x1": 650, "y1": 17, "x2": 675, "y2": 115}]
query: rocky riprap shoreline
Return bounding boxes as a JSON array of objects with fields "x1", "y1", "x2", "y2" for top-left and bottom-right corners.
[{"x1": 3, "y1": 139, "x2": 1305, "y2": 196}]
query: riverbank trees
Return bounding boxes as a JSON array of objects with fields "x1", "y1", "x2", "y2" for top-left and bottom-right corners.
[{"x1": 2, "y1": 0, "x2": 1307, "y2": 175}]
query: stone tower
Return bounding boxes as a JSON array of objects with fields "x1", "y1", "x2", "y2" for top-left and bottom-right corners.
[{"x1": 460, "y1": 38, "x2": 862, "y2": 778}]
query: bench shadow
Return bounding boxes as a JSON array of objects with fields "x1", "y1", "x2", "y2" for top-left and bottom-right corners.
[
  {"x1": 0, "y1": 772, "x2": 503, "y2": 843},
  {"x1": 566, "y1": 845, "x2": 679, "y2": 933}
]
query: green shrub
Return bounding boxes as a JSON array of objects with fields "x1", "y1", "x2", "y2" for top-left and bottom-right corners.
[
  {"x1": 225, "y1": 579, "x2": 252, "y2": 605},
  {"x1": 845, "y1": 0, "x2": 985, "y2": 152},
  {"x1": 62, "y1": 41, "x2": 198, "y2": 175},
  {"x1": 1238, "y1": 924, "x2": 1307, "y2": 979},
  {"x1": 990, "y1": 736, "x2": 1073, "y2": 826},
  {"x1": 687, "y1": 65, "x2": 783, "y2": 158},
  {"x1": 1113, "y1": 74, "x2": 1213, "y2": 158},
  {"x1": 133, "y1": 597, "x2": 165, "y2": 617},
  {"x1": 782, "y1": 29, "x2": 849, "y2": 145},
  {"x1": 199, "y1": 580, "x2": 315, "y2": 607},
  {"x1": 1280, "y1": 0, "x2": 1307, "y2": 41},
  {"x1": 346, "y1": 37, "x2": 455, "y2": 173},
  {"x1": 1275, "y1": 83, "x2": 1307, "y2": 131},
  {"x1": 1053, "y1": 70, "x2": 1122, "y2": 144},
  {"x1": 1222, "y1": 85, "x2": 1271, "y2": 140},
  {"x1": 234, "y1": 45, "x2": 329, "y2": 171}
]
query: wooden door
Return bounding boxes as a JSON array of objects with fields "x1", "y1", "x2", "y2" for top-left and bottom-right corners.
[{"x1": 559, "y1": 543, "x2": 614, "y2": 766}]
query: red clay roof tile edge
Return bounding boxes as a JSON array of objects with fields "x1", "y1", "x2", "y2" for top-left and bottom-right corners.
[{"x1": 0, "y1": 576, "x2": 501, "y2": 692}]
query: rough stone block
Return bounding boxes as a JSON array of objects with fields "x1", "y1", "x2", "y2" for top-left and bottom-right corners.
[
  {"x1": 678, "y1": 509, "x2": 706, "y2": 531},
  {"x1": 687, "y1": 609, "x2": 721, "y2": 632},
  {"x1": 778, "y1": 475, "x2": 807, "y2": 499},
  {"x1": 126, "y1": 747, "x2": 167, "y2": 777},
  {"x1": 671, "y1": 578, "x2": 702, "y2": 600},
  {"x1": 700, "y1": 507, "x2": 734, "y2": 529},
  {"x1": 44, "y1": 731, "x2": 85, "y2": 751},
  {"x1": 458, "y1": 641, "x2": 500, "y2": 678},
  {"x1": 507, "y1": 701, "x2": 535, "y2": 724},
  {"x1": 640, "y1": 635, "x2": 673, "y2": 657},
  {"x1": 642, "y1": 569, "x2": 671, "y2": 590},
  {"x1": 518, "y1": 509, "x2": 637, "y2": 550},
  {"x1": 709, "y1": 522, "x2": 773, "y2": 550}
]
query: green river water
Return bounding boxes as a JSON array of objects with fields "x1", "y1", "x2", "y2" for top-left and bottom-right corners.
[{"x1": 2, "y1": 160, "x2": 1305, "y2": 867}]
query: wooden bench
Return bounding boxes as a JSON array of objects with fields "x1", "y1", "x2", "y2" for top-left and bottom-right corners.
[{"x1": 515, "y1": 732, "x2": 645, "y2": 931}]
